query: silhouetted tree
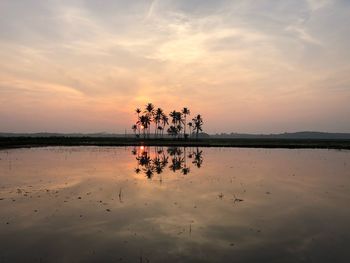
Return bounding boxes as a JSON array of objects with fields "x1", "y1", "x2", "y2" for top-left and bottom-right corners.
[
  {"x1": 132, "y1": 124, "x2": 137, "y2": 137},
  {"x1": 182, "y1": 107, "x2": 190, "y2": 139},
  {"x1": 167, "y1": 126, "x2": 178, "y2": 137},
  {"x1": 157, "y1": 126, "x2": 163, "y2": 137},
  {"x1": 161, "y1": 113, "x2": 169, "y2": 138},
  {"x1": 154, "y1": 108, "x2": 163, "y2": 138},
  {"x1": 169, "y1": 110, "x2": 177, "y2": 125},
  {"x1": 138, "y1": 115, "x2": 151, "y2": 139},
  {"x1": 169, "y1": 110, "x2": 184, "y2": 138},
  {"x1": 135, "y1": 108, "x2": 141, "y2": 136},
  {"x1": 188, "y1": 122, "x2": 193, "y2": 138},
  {"x1": 144, "y1": 103, "x2": 155, "y2": 138},
  {"x1": 176, "y1": 111, "x2": 184, "y2": 138},
  {"x1": 192, "y1": 114, "x2": 203, "y2": 139},
  {"x1": 132, "y1": 103, "x2": 203, "y2": 140}
]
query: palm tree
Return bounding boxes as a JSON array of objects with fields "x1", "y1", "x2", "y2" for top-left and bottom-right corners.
[
  {"x1": 182, "y1": 107, "x2": 190, "y2": 139},
  {"x1": 177, "y1": 112, "x2": 184, "y2": 138},
  {"x1": 136, "y1": 116, "x2": 144, "y2": 138},
  {"x1": 169, "y1": 111, "x2": 178, "y2": 138},
  {"x1": 145, "y1": 103, "x2": 155, "y2": 115},
  {"x1": 131, "y1": 124, "x2": 137, "y2": 137},
  {"x1": 144, "y1": 103, "x2": 155, "y2": 138},
  {"x1": 157, "y1": 126, "x2": 163, "y2": 136},
  {"x1": 144, "y1": 115, "x2": 151, "y2": 138},
  {"x1": 176, "y1": 124, "x2": 183, "y2": 137},
  {"x1": 132, "y1": 105, "x2": 202, "y2": 140},
  {"x1": 154, "y1": 108, "x2": 163, "y2": 138},
  {"x1": 188, "y1": 122, "x2": 193, "y2": 138},
  {"x1": 135, "y1": 108, "x2": 141, "y2": 136},
  {"x1": 167, "y1": 126, "x2": 178, "y2": 137},
  {"x1": 161, "y1": 113, "x2": 169, "y2": 138},
  {"x1": 139, "y1": 115, "x2": 151, "y2": 139},
  {"x1": 169, "y1": 110, "x2": 177, "y2": 125},
  {"x1": 169, "y1": 111, "x2": 183, "y2": 138},
  {"x1": 192, "y1": 114, "x2": 203, "y2": 139}
]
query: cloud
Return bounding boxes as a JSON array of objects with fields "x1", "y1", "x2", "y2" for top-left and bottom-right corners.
[
  {"x1": 306, "y1": 0, "x2": 333, "y2": 11},
  {"x1": 0, "y1": 0, "x2": 349, "y2": 132},
  {"x1": 285, "y1": 22, "x2": 322, "y2": 45},
  {"x1": 145, "y1": 0, "x2": 158, "y2": 20}
]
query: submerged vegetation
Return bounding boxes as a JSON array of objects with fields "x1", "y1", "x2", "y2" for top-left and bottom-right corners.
[{"x1": 132, "y1": 103, "x2": 203, "y2": 139}]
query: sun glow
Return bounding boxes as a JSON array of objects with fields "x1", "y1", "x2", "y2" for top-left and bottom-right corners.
[{"x1": 1, "y1": 1, "x2": 349, "y2": 133}]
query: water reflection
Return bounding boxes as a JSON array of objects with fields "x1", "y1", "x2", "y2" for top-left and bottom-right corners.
[
  {"x1": 0, "y1": 147, "x2": 349, "y2": 263},
  {"x1": 132, "y1": 146, "x2": 203, "y2": 178}
]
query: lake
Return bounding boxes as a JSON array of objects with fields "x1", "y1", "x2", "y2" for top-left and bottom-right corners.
[{"x1": 0, "y1": 146, "x2": 349, "y2": 262}]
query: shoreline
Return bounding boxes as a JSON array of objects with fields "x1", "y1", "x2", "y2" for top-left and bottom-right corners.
[{"x1": 1, "y1": 137, "x2": 350, "y2": 150}]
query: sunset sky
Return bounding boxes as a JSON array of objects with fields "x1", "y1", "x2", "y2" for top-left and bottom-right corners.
[{"x1": 1, "y1": 0, "x2": 349, "y2": 134}]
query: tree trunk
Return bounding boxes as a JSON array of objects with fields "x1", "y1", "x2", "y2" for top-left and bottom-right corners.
[{"x1": 184, "y1": 115, "x2": 187, "y2": 138}]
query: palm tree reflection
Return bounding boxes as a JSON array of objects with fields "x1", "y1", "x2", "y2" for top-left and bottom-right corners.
[
  {"x1": 192, "y1": 148, "x2": 203, "y2": 168},
  {"x1": 132, "y1": 146, "x2": 203, "y2": 179}
]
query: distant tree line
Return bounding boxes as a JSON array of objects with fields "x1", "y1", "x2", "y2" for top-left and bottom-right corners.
[{"x1": 132, "y1": 103, "x2": 203, "y2": 139}]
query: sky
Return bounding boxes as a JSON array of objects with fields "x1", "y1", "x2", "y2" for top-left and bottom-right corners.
[{"x1": 0, "y1": 0, "x2": 349, "y2": 134}]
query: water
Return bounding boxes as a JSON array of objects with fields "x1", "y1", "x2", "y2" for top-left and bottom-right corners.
[{"x1": 0, "y1": 146, "x2": 349, "y2": 262}]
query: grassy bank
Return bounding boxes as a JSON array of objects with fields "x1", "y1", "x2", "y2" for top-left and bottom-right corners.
[{"x1": 1, "y1": 137, "x2": 350, "y2": 150}]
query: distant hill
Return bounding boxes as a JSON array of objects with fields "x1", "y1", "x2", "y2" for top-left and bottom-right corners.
[
  {"x1": 1, "y1": 131, "x2": 350, "y2": 139},
  {"x1": 212, "y1": 131, "x2": 350, "y2": 139}
]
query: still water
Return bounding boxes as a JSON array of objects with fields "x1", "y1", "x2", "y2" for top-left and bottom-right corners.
[{"x1": 0, "y1": 146, "x2": 349, "y2": 262}]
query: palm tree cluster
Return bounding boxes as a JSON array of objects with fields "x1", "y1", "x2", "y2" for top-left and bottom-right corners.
[
  {"x1": 132, "y1": 146, "x2": 204, "y2": 179},
  {"x1": 132, "y1": 103, "x2": 203, "y2": 139}
]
